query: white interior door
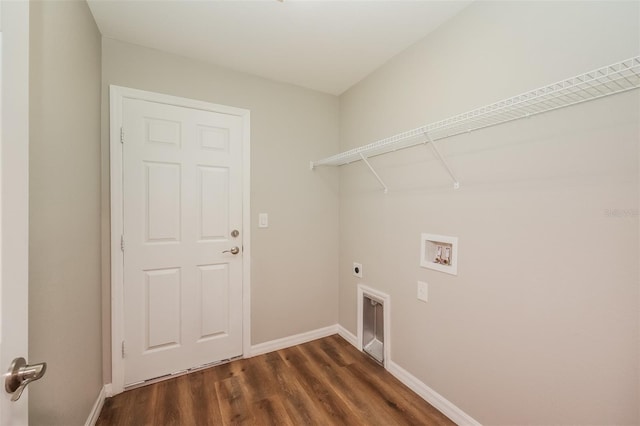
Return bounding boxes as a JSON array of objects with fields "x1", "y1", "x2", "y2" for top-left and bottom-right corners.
[
  {"x1": 1, "y1": 1, "x2": 31, "y2": 423},
  {"x1": 121, "y1": 96, "x2": 244, "y2": 386}
]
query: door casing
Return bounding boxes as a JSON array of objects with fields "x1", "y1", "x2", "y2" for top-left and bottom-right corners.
[{"x1": 109, "y1": 86, "x2": 251, "y2": 394}]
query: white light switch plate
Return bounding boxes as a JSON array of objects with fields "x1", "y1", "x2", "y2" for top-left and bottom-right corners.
[
  {"x1": 417, "y1": 281, "x2": 428, "y2": 302},
  {"x1": 258, "y1": 213, "x2": 268, "y2": 228}
]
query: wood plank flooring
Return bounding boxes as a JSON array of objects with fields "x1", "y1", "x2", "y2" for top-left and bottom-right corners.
[{"x1": 96, "y1": 334, "x2": 454, "y2": 426}]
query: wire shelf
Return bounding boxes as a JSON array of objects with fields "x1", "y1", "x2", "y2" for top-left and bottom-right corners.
[{"x1": 311, "y1": 56, "x2": 640, "y2": 168}]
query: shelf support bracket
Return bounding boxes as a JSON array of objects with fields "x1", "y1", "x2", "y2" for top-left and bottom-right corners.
[
  {"x1": 423, "y1": 133, "x2": 460, "y2": 189},
  {"x1": 359, "y1": 153, "x2": 388, "y2": 193}
]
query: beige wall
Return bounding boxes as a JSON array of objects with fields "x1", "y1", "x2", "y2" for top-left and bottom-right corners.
[
  {"x1": 29, "y1": 1, "x2": 103, "y2": 425},
  {"x1": 338, "y1": 1, "x2": 639, "y2": 424},
  {"x1": 25, "y1": 2, "x2": 638, "y2": 423},
  {"x1": 100, "y1": 38, "x2": 340, "y2": 381}
]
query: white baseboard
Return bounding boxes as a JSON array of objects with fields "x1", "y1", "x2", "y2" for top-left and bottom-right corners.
[
  {"x1": 337, "y1": 324, "x2": 358, "y2": 347},
  {"x1": 248, "y1": 324, "x2": 338, "y2": 357},
  {"x1": 337, "y1": 322, "x2": 480, "y2": 425},
  {"x1": 84, "y1": 385, "x2": 107, "y2": 426},
  {"x1": 387, "y1": 361, "x2": 481, "y2": 426}
]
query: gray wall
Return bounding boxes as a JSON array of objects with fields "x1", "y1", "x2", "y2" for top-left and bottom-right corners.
[
  {"x1": 338, "y1": 1, "x2": 639, "y2": 424},
  {"x1": 29, "y1": 1, "x2": 103, "y2": 424},
  {"x1": 100, "y1": 38, "x2": 340, "y2": 381}
]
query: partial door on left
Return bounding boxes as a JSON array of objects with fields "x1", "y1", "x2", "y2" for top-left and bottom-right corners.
[{"x1": 1, "y1": 2, "x2": 47, "y2": 423}]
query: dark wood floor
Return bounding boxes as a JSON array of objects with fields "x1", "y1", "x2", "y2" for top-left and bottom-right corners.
[{"x1": 97, "y1": 334, "x2": 454, "y2": 425}]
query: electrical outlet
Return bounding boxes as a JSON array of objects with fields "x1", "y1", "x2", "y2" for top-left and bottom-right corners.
[
  {"x1": 353, "y1": 262, "x2": 363, "y2": 278},
  {"x1": 417, "y1": 281, "x2": 428, "y2": 302}
]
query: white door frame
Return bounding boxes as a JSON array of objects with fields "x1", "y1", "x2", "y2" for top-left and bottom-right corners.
[{"x1": 109, "y1": 86, "x2": 251, "y2": 394}]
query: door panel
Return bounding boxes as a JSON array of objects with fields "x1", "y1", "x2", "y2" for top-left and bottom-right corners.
[
  {"x1": 199, "y1": 264, "x2": 230, "y2": 339},
  {"x1": 145, "y1": 162, "x2": 181, "y2": 242},
  {"x1": 122, "y1": 98, "x2": 243, "y2": 386},
  {"x1": 145, "y1": 268, "x2": 181, "y2": 351},
  {"x1": 198, "y1": 166, "x2": 229, "y2": 240}
]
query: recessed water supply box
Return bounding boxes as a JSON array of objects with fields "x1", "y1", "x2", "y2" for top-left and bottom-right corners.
[
  {"x1": 362, "y1": 294, "x2": 384, "y2": 365},
  {"x1": 420, "y1": 233, "x2": 458, "y2": 275}
]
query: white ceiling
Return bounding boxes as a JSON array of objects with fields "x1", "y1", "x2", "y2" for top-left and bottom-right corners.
[{"x1": 87, "y1": 0, "x2": 470, "y2": 95}]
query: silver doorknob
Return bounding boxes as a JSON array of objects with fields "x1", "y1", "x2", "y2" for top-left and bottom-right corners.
[
  {"x1": 5, "y1": 357, "x2": 46, "y2": 401},
  {"x1": 222, "y1": 246, "x2": 240, "y2": 255}
]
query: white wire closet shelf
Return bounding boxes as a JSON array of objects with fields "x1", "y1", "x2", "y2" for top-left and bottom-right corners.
[{"x1": 310, "y1": 56, "x2": 640, "y2": 190}]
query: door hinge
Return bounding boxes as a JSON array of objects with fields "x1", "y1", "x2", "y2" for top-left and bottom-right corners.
[
  {"x1": 120, "y1": 235, "x2": 124, "y2": 252},
  {"x1": 120, "y1": 127, "x2": 124, "y2": 144},
  {"x1": 121, "y1": 341, "x2": 125, "y2": 358}
]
